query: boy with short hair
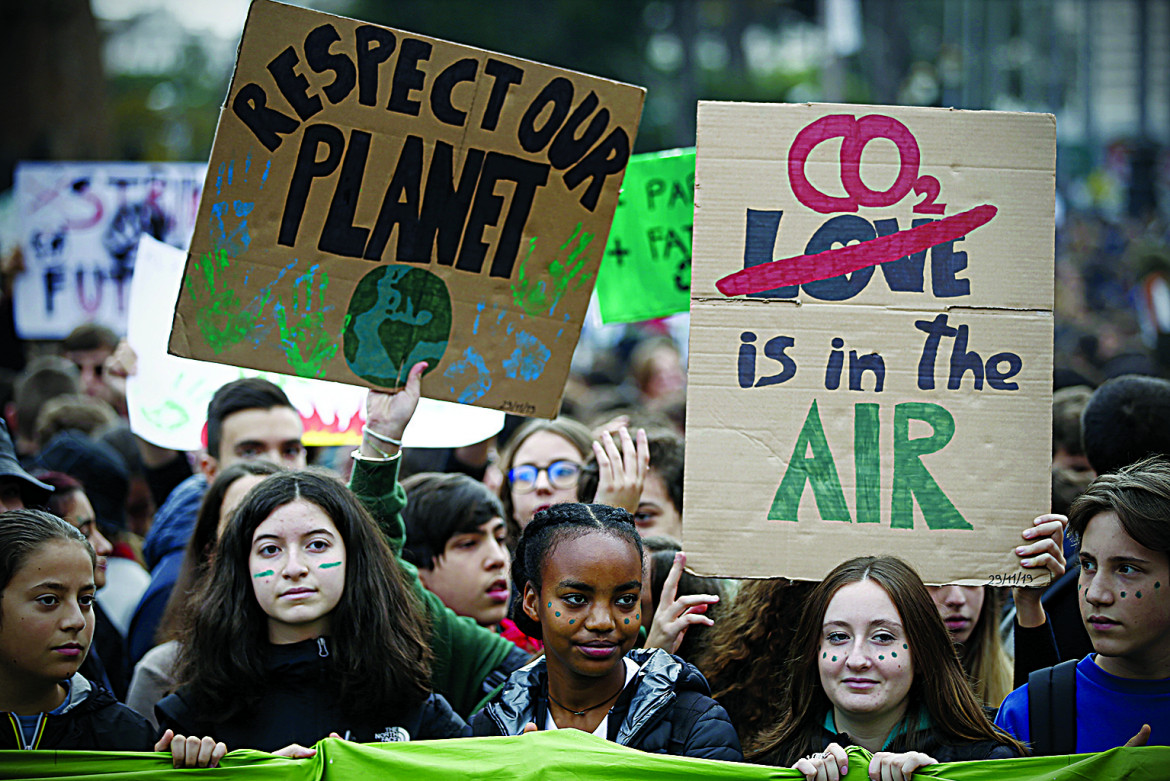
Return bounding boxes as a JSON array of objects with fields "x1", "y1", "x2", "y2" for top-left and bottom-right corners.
[{"x1": 994, "y1": 456, "x2": 1170, "y2": 753}]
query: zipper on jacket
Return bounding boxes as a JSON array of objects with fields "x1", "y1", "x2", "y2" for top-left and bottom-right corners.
[{"x1": 317, "y1": 637, "x2": 330, "y2": 658}]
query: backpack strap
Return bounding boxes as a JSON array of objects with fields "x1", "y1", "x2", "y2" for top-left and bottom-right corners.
[{"x1": 1027, "y1": 659, "x2": 1078, "y2": 756}]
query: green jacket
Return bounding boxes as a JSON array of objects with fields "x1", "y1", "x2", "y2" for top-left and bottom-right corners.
[{"x1": 349, "y1": 455, "x2": 521, "y2": 717}]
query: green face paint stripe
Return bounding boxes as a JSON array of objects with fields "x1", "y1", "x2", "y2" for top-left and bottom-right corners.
[
  {"x1": 253, "y1": 570, "x2": 274, "y2": 578},
  {"x1": 319, "y1": 562, "x2": 342, "y2": 569}
]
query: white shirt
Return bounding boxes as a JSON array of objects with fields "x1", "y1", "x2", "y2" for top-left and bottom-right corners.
[{"x1": 544, "y1": 657, "x2": 639, "y2": 737}]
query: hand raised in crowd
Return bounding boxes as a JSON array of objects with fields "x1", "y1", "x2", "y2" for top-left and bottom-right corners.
[
  {"x1": 1125, "y1": 724, "x2": 1152, "y2": 747},
  {"x1": 362, "y1": 361, "x2": 426, "y2": 458},
  {"x1": 645, "y1": 552, "x2": 718, "y2": 654},
  {"x1": 154, "y1": 729, "x2": 228, "y2": 768},
  {"x1": 792, "y1": 742, "x2": 848, "y2": 781},
  {"x1": 591, "y1": 426, "x2": 648, "y2": 514},
  {"x1": 1013, "y1": 513, "x2": 1068, "y2": 628}
]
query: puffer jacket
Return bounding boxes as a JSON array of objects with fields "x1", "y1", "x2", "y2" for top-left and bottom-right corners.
[
  {"x1": 472, "y1": 648, "x2": 742, "y2": 762},
  {"x1": 1, "y1": 674, "x2": 156, "y2": 751}
]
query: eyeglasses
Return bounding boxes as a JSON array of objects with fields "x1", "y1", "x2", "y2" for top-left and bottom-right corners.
[{"x1": 509, "y1": 460, "x2": 581, "y2": 493}]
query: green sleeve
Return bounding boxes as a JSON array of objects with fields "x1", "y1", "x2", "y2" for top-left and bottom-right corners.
[{"x1": 349, "y1": 456, "x2": 517, "y2": 716}]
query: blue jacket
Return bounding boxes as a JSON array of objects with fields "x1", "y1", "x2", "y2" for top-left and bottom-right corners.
[
  {"x1": 472, "y1": 648, "x2": 742, "y2": 762},
  {"x1": 129, "y1": 474, "x2": 206, "y2": 663}
]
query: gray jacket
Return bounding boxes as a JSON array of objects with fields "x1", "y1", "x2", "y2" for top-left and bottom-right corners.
[{"x1": 472, "y1": 647, "x2": 743, "y2": 762}]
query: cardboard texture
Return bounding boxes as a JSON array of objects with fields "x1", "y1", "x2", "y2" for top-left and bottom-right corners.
[
  {"x1": 169, "y1": 0, "x2": 644, "y2": 418},
  {"x1": 686, "y1": 102, "x2": 1054, "y2": 586},
  {"x1": 596, "y1": 148, "x2": 694, "y2": 323},
  {"x1": 14, "y1": 161, "x2": 204, "y2": 339},
  {"x1": 132, "y1": 236, "x2": 503, "y2": 451}
]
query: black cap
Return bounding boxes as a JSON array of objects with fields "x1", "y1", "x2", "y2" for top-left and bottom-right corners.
[{"x1": 0, "y1": 419, "x2": 53, "y2": 507}]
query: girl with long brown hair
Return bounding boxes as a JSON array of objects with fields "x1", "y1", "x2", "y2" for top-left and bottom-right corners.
[
  {"x1": 752, "y1": 556, "x2": 1025, "y2": 781},
  {"x1": 156, "y1": 470, "x2": 470, "y2": 752}
]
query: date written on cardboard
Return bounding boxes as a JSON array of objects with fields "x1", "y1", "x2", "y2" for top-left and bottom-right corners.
[{"x1": 987, "y1": 572, "x2": 1035, "y2": 587}]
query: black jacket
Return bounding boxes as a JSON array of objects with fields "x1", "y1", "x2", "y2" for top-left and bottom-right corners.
[
  {"x1": 155, "y1": 636, "x2": 470, "y2": 751},
  {"x1": 1, "y1": 674, "x2": 156, "y2": 751},
  {"x1": 472, "y1": 648, "x2": 743, "y2": 762}
]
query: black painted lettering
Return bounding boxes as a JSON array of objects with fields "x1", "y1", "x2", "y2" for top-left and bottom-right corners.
[
  {"x1": 480, "y1": 59, "x2": 524, "y2": 131},
  {"x1": 387, "y1": 38, "x2": 432, "y2": 116},
  {"x1": 304, "y1": 24, "x2": 356, "y2": 105},
  {"x1": 431, "y1": 58, "x2": 477, "y2": 127},
  {"x1": 232, "y1": 83, "x2": 300, "y2": 152},
  {"x1": 318, "y1": 129, "x2": 373, "y2": 258},
  {"x1": 488, "y1": 153, "x2": 549, "y2": 278},
  {"x1": 355, "y1": 25, "x2": 396, "y2": 106},
  {"x1": 563, "y1": 127, "x2": 630, "y2": 211},
  {"x1": 416, "y1": 142, "x2": 485, "y2": 265},
  {"x1": 548, "y1": 91, "x2": 608, "y2": 170},
  {"x1": 279, "y1": 124, "x2": 345, "y2": 246},
  {"x1": 267, "y1": 47, "x2": 322, "y2": 121},
  {"x1": 518, "y1": 77, "x2": 573, "y2": 153},
  {"x1": 363, "y1": 135, "x2": 424, "y2": 262}
]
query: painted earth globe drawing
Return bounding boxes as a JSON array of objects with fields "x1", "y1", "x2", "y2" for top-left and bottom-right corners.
[{"x1": 343, "y1": 265, "x2": 452, "y2": 388}]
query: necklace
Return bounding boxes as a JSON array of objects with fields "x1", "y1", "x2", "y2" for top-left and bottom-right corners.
[{"x1": 546, "y1": 681, "x2": 624, "y2": 717}]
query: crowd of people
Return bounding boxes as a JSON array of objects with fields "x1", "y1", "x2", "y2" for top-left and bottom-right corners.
[{"x1": 0, "y1": 307, "x2": 1167, "y2": 777}]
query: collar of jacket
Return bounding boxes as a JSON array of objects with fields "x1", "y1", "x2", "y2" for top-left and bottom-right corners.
[{"x1": 486, "y1": 647, "x2": 688, "y2": 745}]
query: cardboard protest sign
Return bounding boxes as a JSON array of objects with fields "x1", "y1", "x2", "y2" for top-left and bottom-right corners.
[
  {"x1": 168, "y1": 0, "x2": 644, "y2": 418},
  {"x1": 14, "y1": 161, "x2": 203, "y2": 339},
  {"x1": 596, "y1": 148, "x2": 693, "y2": 323},
  {"x1": 685, "y1": 103, "x2": 1055, "y2": 586},
  {"x1": 132, "y1": 236, "x2": 503, "y2": 450}
]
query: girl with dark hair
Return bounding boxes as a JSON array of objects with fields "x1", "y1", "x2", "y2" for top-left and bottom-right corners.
[
  {"x1": 155, "y1": 470, "x2": 470, "y2": 753},
  {"x1": 752, "y1": 556, "x2": 1025, "y2": 781},
  {"x1": 471, "y1": 502, "x2": 741, "y2": 761},
  {"x1": 126, "y1": 460, "x2": 282, "y2": 726},
  {"x1": 0, "y1": 509, "x2": 222, "y2": 766}
]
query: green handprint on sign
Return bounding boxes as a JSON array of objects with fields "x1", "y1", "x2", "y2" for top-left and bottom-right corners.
[
  {"x1": 190, "y1": 249, "x2": 270, "y2": 353},
  {"x1": 273, "y1": 264, "x2": 340, "y2": 378}
]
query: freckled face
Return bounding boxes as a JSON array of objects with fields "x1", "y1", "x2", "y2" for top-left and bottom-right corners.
[
  {"x1": 1079, "y1": 511, "x2": 1170, "y2": 678},
  {"x1": 249, "y1": 500, "x2": 346, "y2": 645},
  {"x1": 523, "y1": 532, "x2": 642, "y2": 682},
  {"x1": 819, "y1": 579, "x2": 913, "y2": 723}
]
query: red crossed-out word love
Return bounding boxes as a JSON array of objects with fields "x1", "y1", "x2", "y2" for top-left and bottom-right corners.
[{"x1": 788, "y1": 114, "x2": 946, "y2": 215}]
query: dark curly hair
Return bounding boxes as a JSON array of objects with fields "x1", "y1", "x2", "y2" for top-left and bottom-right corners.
[
  {"x1": 695, "y1": 578, "x2": 815, "y2": 751},
  {"x1": 509, "y1": 502, "x2": 642, "y2": 640}
]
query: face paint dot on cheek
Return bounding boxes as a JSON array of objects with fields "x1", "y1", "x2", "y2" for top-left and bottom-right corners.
[
  {"x1": 1121, "y1": 591, "x2": 1127, "y2": 598},
  {"x1": 568, "y1": 619, "x2": 574, "y2": 625},
  {"x1": 624, "y1": 618, "x2": 629, "y2": 624},
  {"x1": 831, "y1": 656, "x2": 837, "y2": 662},
  {"x1": 902, "y1": 644, "x2": 907, "y2": 649},
  {"x1": 891, "y1": 652, "x2": 897, "y2": 658},
  {"x1": 1137, "y1": 591, "x2": 1143, "y2": 599},
  {"x1": 253, "y1": 570, "x2": 274, "y2": 578},
  {"x1": 548, "y1": 602, "x2": 552, "y2": 608},
  {"x1": 1156, "y1": 582, "x2": 1161, "y2": 589},
  {"x1": 555, "y1": 611, "x2": 560, "y2": 617},
  {"x1": 635, "y1": 614, "x2": 639, "y2": 621},
  {"x1": 878, "y1": 655, "x2": 885, "y2": 660}
]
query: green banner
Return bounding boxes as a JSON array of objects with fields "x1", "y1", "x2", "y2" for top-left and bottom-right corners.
[
  {"x1": 596, "y1": 148, "x2": 695, "y2": 324},
  {"x1": 2, "y1": 731, "x2": 1167, "y2": 780}
]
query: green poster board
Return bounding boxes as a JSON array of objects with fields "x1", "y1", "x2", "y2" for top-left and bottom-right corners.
[{"x1": 596, "y1": 148, "x2": 694, "y2": 324}]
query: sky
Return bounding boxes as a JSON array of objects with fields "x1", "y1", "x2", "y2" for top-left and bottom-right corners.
[{"x1": 92, "y1": 0, "x2": 253, "y2": 39}]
